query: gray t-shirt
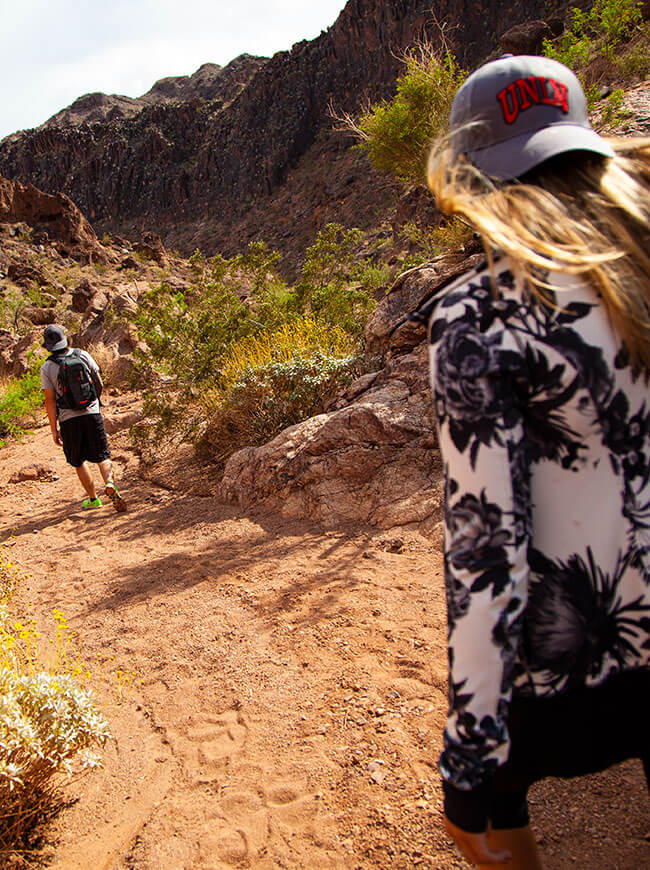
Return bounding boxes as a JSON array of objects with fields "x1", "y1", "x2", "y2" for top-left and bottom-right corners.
[{"x1": 40, "y1": 348, "x2": 101, "y2": 423}]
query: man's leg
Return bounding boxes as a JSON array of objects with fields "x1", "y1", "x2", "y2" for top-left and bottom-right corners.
[
  {"x1": 98, "y1": 458, "x2": 114, "y2": 486},
  {"x1": 75, "y1": 462, "x2": 97, "y2": 500},
  {"x1": 99, "y1": 458, "x2": 127, "y2": 512}
]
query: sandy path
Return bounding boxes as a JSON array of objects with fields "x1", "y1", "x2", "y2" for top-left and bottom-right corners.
[{"x1": 1, "y1": 402, "x2": 648, "y2": 869}]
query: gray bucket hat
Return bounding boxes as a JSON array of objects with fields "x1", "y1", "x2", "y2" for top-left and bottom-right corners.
[
  {"x1": 449, "y1": 54, "x2": 615, "y2": 180},
  {"x1": 42, "y1": 324, "x2": 68, "y2": 352}
]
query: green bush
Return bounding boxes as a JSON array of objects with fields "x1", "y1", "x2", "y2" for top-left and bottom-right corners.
[
  {"x1": 132, "y1": 229, "x2": 383, "y2": 454},
  {"x1": 0, "y1": 289, "x2": 27, "y2": 332},
  {"x1": 350, "y1": 43, "x2": 467, "y2": 184},
  {"x1": 398, "y1": 219, "x2": 474, "y2": 269},
  {"x1": 543, "y1": 0, "x2": 647, "y2": 102},
  {"x1": 601, "y1": 87, "x2": 632, "y2": 128},
  {"x1": 133, "y1": 277, "x2": 249, "y2": 390},
  {"x1": 198, "y1": 318, "x2": 363, "y2": 462},
  {"x1": 199, "y1": 355, "x2": 362, "y2": 463},
  {"x1": 0, "y1": 352, "x2": 45, "y2": 447},
  {"x1": 296, "y1": 224, "x2": 385, "y2": 336}
]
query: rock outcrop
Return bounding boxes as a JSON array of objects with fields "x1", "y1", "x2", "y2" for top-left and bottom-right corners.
[
  {"x1": 0, "y1": 175, "x2": 107, "y2": 263},
  {"x1": 218, "y1": 249, "x2": 486, "y2": 529},
  {"x1": 219, "y1": 356, "x2": 443, "y2": 528}
]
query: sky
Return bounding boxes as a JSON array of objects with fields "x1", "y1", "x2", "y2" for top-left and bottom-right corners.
[{"x1": 0, "y1": 0, "x2": 349, "y2": 141}]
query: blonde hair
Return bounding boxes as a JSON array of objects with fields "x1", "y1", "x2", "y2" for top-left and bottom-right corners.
[{"x1": 427, "y1": 138, "x2": 650, "y2": 369}]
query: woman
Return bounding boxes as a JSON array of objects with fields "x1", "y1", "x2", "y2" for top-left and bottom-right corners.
[{"x1": 426, "y1": 54, "x2": 650, "y2": 867}]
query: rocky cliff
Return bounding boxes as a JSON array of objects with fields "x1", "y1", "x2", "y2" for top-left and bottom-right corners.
[
  {"x1": 39, "y1": 56, "x2": 268, "y2": 129},
  {"x1": 0, "y1": 0, "x2": 565, "y2": 262}
]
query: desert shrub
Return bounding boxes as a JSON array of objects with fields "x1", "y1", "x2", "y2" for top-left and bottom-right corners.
[
  {"x1": 0, "y1": 288, "x2": 27, "y2": 332},
  {"x1": 133, "y1": 278, "x2": 248, "y2": 387},
  {"x1": 198, "y1": 317, "x2": 363, "y2": 462},
  {"x1": 0, "y1": 602, "x2": 111, "y2": 854},
  {"x1": 0, "y1": 352, "x2": 45, "y2": 447},
  {"x1": 85, "y1": 341, "x2": 120, "y2": 389},
  {"x1": 600, "y1": 87, "x2": 632, "y2": 128},
  {"x1": 132, "y1": 230, "x2": 382, "y2": 453},
  {"x1": 398, "y1": 218, "x2": 475, "y2": 269},
  {"x1": 545, "y1": 0, "x2": 643, "y2": 65},
  {"x1": 616, "y1": 29, "x2": 650, "y2": 78},
  {"x1": 346, "y1": 42, "x2": 467, "y2": 185},
  {"x1": 543, "y1": 0, "x2": 648, "y2": 104},
  {"x1": 130, "y1": 249, "x2": 284, "y2": 455},
  {"x1": 296, "y1": 224, "x2": 385, "y2": 335}
]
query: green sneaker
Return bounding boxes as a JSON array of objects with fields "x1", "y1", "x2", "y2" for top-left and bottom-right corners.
[
  {"x1": 105, "y1": 482, "x2": 127, "y2": 513},
  {"x1": 82, "y1": 497, "x2": 102, "y2": 509}
]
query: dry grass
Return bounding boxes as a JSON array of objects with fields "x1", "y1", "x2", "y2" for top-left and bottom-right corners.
[
  {"x1": 197, "y1": 317, "x2": 362, "y2": 463},
  {"x1": 84, "y1": 342, "x2": 120, "y2": 389}
]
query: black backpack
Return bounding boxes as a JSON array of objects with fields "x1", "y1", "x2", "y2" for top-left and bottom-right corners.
[{"x1": 49, "y1": 349, "x2": 100, "y2": 411}]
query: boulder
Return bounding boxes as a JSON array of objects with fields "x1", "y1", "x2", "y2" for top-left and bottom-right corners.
[
  {"x1": 0, "y1": 330, "x2": 39, "y2": 376},
  {"x1": 0, "y1": 176, "x2": 107, "y2": 264},
  {"x1": 134, "y1": 231, "x2": 167, "y2": 264},
  {"x1": 71, "y1": 281, "x2": 145, "y2": 363},
  {"x1": 9, "y1": 463, "x2": 58, "y2": 483},
  {"x1": 103, "y1": 408, "x2": 144, "y2": 435},
  {"x1": 71, "y1": 278, "x2": 97, "y2": 313},
  {"x1": 364, "y1": 248, "x2": 484, "y2": 358},
  {"x1": 119, "y1": 256, "x2": 140, "y2": 271},
  {"x1": 7, "y1": 262, "x2": 47, "y2": 287},
  {"x1": 219, "y1": 345, "x2": 443, "y2": 529},
  {"x1": 23, "y1": 306, "x2": 56, "y2": 325},
  {"x1": 499, "y1": 20, "x2": 553, "y2": 55}
]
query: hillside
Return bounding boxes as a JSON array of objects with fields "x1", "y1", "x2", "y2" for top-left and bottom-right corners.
[{"x1": 0, "y1": 0, "x2": 568, "y2": 265}]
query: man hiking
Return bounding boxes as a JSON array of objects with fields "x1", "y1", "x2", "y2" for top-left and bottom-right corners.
[{"x1": 40, "y1": 324, "x2": 126, "y2": 512}]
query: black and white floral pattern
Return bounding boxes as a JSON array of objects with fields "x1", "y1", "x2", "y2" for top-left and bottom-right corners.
[{"x1": 429, "y1": 258, "x2": 650, "y2": 792}]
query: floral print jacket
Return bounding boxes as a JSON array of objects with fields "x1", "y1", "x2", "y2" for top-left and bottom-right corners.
[{"x1": 428, "y1": 258, "x2": 650, "y2": 820}]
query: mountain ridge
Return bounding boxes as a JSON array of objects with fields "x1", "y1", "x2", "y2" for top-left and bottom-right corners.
[
  {"x1": 0, "y1": 0, "x2": 568, "y2": 263},
  {"x1": 36, "y1": 55, "x2": 268, "y2": 131}
]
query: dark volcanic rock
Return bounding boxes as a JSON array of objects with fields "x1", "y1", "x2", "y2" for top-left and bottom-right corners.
[
  {"x1": 0, "y1": 0, "x2": 566, "y2": 258},
  {"x1": 23, "y1": 306, "x2": 57, "y2": 325},
  {"x1": 44, "y1": 92, "x2": 143, "y2": 128},
  {"x1": 71, "y1": 278, "x2": 97, "y2": 312},
  {"x1": 36, "y1": 55, "x2": 267, "y2": 130},
  {"x1": 7, "y1": 262, "x2": 48, "y2": 287},
  {"x1": 133, "y1": 231, "x2": 167, "y2": 264},
  {"x1": 141, "y1": 56, "x2": 266, "y2": 106},
  {"x1": 499, "y1": 20, "x2": 553, "y2": 55}
]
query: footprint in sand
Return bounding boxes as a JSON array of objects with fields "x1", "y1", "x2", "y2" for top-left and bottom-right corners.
[
  {"x1": 395, "y1": 655, "x2": 429, "y2": 681},
  {"x1": 167, "y1": 709, "x2": 248, "y2": 785},
  {"x1": 264, "y1": 780, "x2": 318, "y2": 832},
  {"x1": 197, "y1": 777, "x2": 318, "y2": 868},
  {"x1": 199, "y1": 790, "x2": 268, "y2": 866}
]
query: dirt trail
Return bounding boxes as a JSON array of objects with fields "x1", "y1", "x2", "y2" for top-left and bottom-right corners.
[{"x1": 1, "y1": 399, "x2": 648, "y2": 870}]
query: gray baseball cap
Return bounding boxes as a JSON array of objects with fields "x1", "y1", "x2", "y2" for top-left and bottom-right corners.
[
  {"x1": 449, "y1": 54, "x2": 615, "y2": 180},
  {"x1": 42, "y1": 324, "x2": 68, "y2": 351}
]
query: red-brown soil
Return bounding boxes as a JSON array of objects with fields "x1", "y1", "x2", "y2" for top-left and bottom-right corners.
[{"x1": 1, "y1": 398, "x2": 648, "y2": 869}]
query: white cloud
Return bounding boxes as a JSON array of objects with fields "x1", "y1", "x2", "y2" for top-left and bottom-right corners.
[{"x1": 0, "y1": 0, "x2": 348, "y2": 140}]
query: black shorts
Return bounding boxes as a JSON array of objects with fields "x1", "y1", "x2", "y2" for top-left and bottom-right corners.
[
  {"x1": 490, "y1": 668, "x2": 650, "y2": 828},
  {"x1": 59, "y1": 413, "x2": 110, "y2": 467}
]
